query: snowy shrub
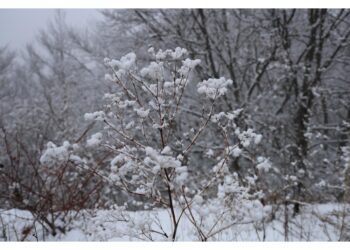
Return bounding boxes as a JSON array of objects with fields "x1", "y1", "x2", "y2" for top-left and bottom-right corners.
[
  {"x1": 0, "y1": 132, "x2": 105, "y2": 238},
  {"x1": 77, "y1": 47, "x2": 266, "y2": 241}
]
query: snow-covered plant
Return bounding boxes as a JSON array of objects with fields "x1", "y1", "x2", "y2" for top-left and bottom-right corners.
[
  {"x1": 0, "y1": 133, "x2": 104, "y2": 238},
  {"x1": 77, "y1": 47, "x2": 265, "y2": 241},
  {"x1": 78, "y1": 48, "x2": 268, "y2": 240}
]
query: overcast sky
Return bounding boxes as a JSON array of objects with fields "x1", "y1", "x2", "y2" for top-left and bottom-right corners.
[{"x1": 0, "y1": 9, "x2": 101, "y2": 49}]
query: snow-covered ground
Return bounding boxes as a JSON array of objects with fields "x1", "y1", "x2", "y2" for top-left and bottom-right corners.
[{"x1": 0, "y1": 203, "x2": 349, "y2": 241}]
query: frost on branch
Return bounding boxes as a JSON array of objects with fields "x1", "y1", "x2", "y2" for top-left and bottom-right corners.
[
  {"x1": 104, "y1": 52, "x2": 136, "y2": 77},
  {"x1": 40, "y1": 141, "x2": 84, "y2": 167},
  {"x1": 110, "y1": 148, "x2": 137, "y2": 183},
  {"x1": 342, "y1": 146, "x2": 350, "y2": 171},
  {"x1": 87, "y1": 132, "x2": 103, "y2": 147},
  {"x1": 179, "y1": 58, "x2": 201, "y2": 75},
  {"x1": 40, "y1": 141, "x2": 70, "y2": 167},
  {"x1": 148, "y1": 47, "x2": 188, "y2": 60},
  {"x1": 84, "y1": 111, "x2": 106, "y2": 121},
  {"x1": 256, "y1": 156, "x2": 272, "y2": 172},
  {"x1": 135, "y1": 107, "x2": 150, "y2": 118},
  {"x1": 144, "y1": 146, "x2": 188, "y2": 185},
  {"x1": 145, "y1": 146, "x2": 181, "y2": 170},
  {"x1": 140, "y1": 61, "x2": 164, "y2": 80},
  {"x1": 109, "y1": 145, "x2": 188, "y2": 196},
  {"x1": 235, "y1": 128, "x2": 262, "y2": 147},
  {"x1": 211, "y1": 109, "x2": 243, "y2": 126},
  {"x1": 226, "y1": 146, "x2": 242, "y2": 158},
  {"x1": 217, "y1": 173, "x2": 249, "y2": 201},
  {"x1": 197, "y1": 77, "x2": 233, "y2": 99}
]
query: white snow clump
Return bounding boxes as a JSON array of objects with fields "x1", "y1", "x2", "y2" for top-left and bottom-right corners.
[
  {"x1": 84, "y1": 111, "x2": 106, "y2": 121},
  {"x1": 197, "y1": 77, "x2": 233, "y2": 99},
  {"x1": 40, "y1": 141, "x2": 70, "y2": 167},
  {"x1": 87, "y1": 132, "x2": 103, "y2": 147}
]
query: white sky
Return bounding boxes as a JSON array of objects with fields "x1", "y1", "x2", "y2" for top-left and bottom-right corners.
[
  {"x1": 0, "y1": 9, "x2": 101, "y2": 49},
  {"x1": 1, "y1": 1, "x2": 349, "y2": 50}
]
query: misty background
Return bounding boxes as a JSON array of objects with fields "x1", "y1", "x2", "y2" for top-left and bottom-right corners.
[
  {"x1": 0, "y1": 9, "x2": 349, "y2": 241},
  {"x1": 0, "y1": 9, "x2": 101, "y2": 48}
]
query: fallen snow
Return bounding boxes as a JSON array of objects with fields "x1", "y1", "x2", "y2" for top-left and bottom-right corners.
[{"x1": 1, "y1": 203, "x2": 349, "y2": 241}]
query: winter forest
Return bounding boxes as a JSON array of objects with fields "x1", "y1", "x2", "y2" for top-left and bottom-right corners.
[{"x1": 0, "y1": 9, "x2": 350, "y2": 241}]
